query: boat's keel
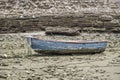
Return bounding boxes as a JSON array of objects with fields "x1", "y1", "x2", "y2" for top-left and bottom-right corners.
[{"x1": 34, "y1": 48, "x2": 105, "y2": 55}]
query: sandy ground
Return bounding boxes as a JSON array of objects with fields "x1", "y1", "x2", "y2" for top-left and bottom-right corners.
[{"x1": 0, "y1": 32, "x2": 120, "y2": 80}]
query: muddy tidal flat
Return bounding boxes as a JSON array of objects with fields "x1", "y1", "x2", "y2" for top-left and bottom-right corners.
[{"x1": 0, "y1": 32, "x2": 120, "y2": 80}]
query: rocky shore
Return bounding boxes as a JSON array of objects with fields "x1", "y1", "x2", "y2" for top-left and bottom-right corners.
[
  {"x1": 0, "y1": 0, "x2": 120, "y2": 34},
  {"x1": 0, "y1": 0, "x2": 120, "y2": 80},
  {"x1": 0, "y1": 13, "x2": 120, "y2": 34},
  {"x1": 0, "y1": 32, "x2": 120, "y2": 57},
  {"x1": 0, "y1": 32, "x2": 120, "y2": 80}
]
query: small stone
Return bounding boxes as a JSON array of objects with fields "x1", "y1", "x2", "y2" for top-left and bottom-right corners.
[
  {"x1": 0, "y1": 54, "x2": 8, "y2": 58},
  {"x1": 118, "y1": 55, "x2": 120, "y2": 57},
  {"x1": 27, "y1": 77, "x2": 33, "y2": 80},
  {"x1": 25, "y1": 71, "x2": 31, "y2": 74},
  {"x1": 49, "y1": 78, "x2": 59, "y2": 80},
  {"x1": 30, "y1": 68, "x2": 35, "y2": 72},
  {"x1": 93, "y1": 76, "x2": 99, "y2": 79},
  {"x1": 14, "y1": 61, "x2": 21, "y2": 63},
  {"x1": 0, "y1": 72, "x2": 8, "y2": 79},
  {"x1": 111, "y1": 19, "x2": 119, "y2": 24},
  {"x1": 37, "y1": 77, "x2": 41, "y2": 79},
  {"x1": 0, "y1": 38, "x2": 4, "y2": 41},
  {"x1": 59, "y1": 78, "x2": 64, "y2": 80},
  {"x1": 115, "y1": 72, "x2": 120, "y2": 74},
  {"x1": 1, "y1": 62, "x2": 9, "y2": 66},
  {"x1": 81, "y1": 77, "x2": 84, "y2": 80},
  {"x1": 31, "y1": 74, "x2": 35, "y2": 77},
  {"x1": 99, "y1": 15, "x2": 113, "y2": 21},
  {"x1": 45, "y1": 74, "x2": 52, "y2": 78},
  {"x1": 12, "y1": 66, "x2": 18, "y2": 69}
]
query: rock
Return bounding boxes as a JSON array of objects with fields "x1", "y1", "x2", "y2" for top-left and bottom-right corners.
[
  {"x1": 99, "y1": 15, "x2": 113, "y2": 21},
  {"x1": 95, "y1": 69, "x2": 106, "y2": 73},
  {"x1": 0, "y1": 62, "x2": 9, "y2": 66},
  {"x1": 45, "y1": 27, "x2": 80, "y2": 36},
  {"x1": 30, "y1": 68, "x2": 35, "y2": 72},
  {"x1": 14, "y1": 60, "x2": 21, "y2": 63},
  {"x1": 31, "y1": 74, "x2": 35, "y2": 77},
  {"x1": 111, "y1": 19, "x2": 119, "y2": 24},
  {"x1": 0, "y1": 38, "x2": 4, "y2": 41},
  {"x1": 12, "y1": 66, "x2": 18, "y2": 69},
  {"x1": 25, "y1": 71, "x2": 31, "y2": 74},
  {"x1": 0, "y1": 54, "x2": 8, "y2": 58},
  {"x1": 0, "y1": 72, "x2": 8, "y2": 79},
  {"x1": 118, "y1": 55, "x2": 120, "y2": 57},
  {"x1": 115, "y1": 72, "x2": 120, "y2": 74},
  {"x1": 27, "y1": 77, "x2": 33, "y2": 80},
  {"x1": 72, "y1": 13, "x2": 85, "y2": 18}
]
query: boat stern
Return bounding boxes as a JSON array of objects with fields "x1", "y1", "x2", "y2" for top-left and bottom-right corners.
[{"x1": 25, "y1": 36, "x2": 33, "y2": 46}]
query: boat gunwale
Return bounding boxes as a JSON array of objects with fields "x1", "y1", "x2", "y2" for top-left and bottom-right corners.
[{"x1": 32, "y1": 37, "x2": 107, "y2": 44}]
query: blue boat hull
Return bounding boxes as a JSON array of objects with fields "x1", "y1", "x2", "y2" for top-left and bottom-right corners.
[{"x1": 26, "y1": 37, "x2": 107, "y2": 54}]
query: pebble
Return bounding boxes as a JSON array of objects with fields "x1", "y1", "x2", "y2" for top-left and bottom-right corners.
[
  {"x1": 0, "y1": 54, "x2": 8, "y2": 58},
  {"x1": 95, "y1": 69, "x2": 106, "y2": 73},
  {"x1": 115, "y1": 72, "x2": 120, "y2": 74},
  {"x1": 30, "y1": 68, "x2": 35, "y2": 72},
  {"x1": 0, "y1": 38, "x2": 4, "y2": 41},
  {"x1": 0, "y1": 72, "x2": 8, "y2": 79},
  {"x1": 31, "y1": 74, "x2": 35, "y2": 77},
  {"x1": 12, "y1": 66, "x2": 18, "y2": 69},
  {"x1": 118, "y1": 55, "x2": 120, "y2": 57},
  {"x1": 14, "y1": 61, "x2": 21, "y2": 63},
  {"x1": 0, "y1": 62, "x2": 9, "y2": 66},
  {"x1": 25, "y1": 71, "x2": 31, "y2": 74},
  {"x1": 27, "y1": 77, "x2": 33, "y2": 80},
  {"x1": 81, "y1": 77, "x2": 84, "y2": 80}
]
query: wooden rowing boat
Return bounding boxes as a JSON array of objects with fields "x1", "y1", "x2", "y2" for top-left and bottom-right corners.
[{"x1": 26, "y1": 36, "x2": 107, "y2": 54}]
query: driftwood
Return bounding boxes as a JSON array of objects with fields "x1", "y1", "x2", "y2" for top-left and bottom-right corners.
[{"x1": 45, "y1": 27, "x2": 80, "y2": 36}]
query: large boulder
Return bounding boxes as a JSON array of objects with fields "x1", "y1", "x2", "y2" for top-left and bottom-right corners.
[{"x1": 99, "y1": 15, "x2": 113, "y2": 21}]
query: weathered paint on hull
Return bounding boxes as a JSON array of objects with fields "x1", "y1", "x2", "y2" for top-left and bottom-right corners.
[{"x1": 26, "y1": 37, "x2": 107, "y2": 54}]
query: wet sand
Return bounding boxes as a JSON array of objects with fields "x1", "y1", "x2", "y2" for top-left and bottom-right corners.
[{"x1": 0, "y1": 32, "x2": 120, "y2": 80}]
